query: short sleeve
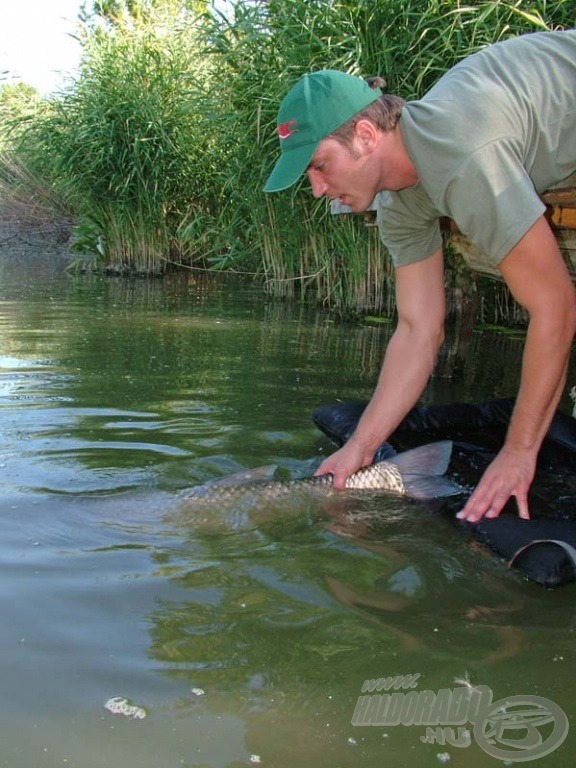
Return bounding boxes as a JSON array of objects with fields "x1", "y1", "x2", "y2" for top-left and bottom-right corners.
[
  {"x1": 376, "y1": 185, "x2": 443, "y2": 267},
  {"x1": 441, "y1": 141, "x2": 545, "y2": 264}
]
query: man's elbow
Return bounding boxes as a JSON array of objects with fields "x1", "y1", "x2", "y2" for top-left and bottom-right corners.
[
  {"x1": 429, "y1": 318, "x2": 445, "y2": 353},
  {"x1": 400, "y1": 315, "x2": 444, "y2": 350},
  {"x1": 419, "y1": 319, "x2": 445, "y2": 365},
  {"x1": 558, "y1": 287, "x2": 576, "y2": 345},
  {"x1": 524, "y1": 267, "x2": 576, "y2": 334},
  {"x1": 566, "y1": 292, "x2": 576, "y2": 339}
]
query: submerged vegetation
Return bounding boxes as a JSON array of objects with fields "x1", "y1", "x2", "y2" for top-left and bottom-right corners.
[{"x1": 0, "y1": 0, "x2": 574, "y2": 314}]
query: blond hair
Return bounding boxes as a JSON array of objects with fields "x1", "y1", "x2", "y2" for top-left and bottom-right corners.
[{"x1": 329, "y1": 93, "x2": 405, "y2": 147}]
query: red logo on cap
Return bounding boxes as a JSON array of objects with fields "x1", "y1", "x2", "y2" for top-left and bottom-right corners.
[{"x1": 277, "y1": 119, "x2": 298, "y2": 139}]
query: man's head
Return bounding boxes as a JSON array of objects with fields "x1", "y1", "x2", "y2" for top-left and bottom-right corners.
[{"x1": 264, "y1": 70, "x2": 383, "y2": 193}]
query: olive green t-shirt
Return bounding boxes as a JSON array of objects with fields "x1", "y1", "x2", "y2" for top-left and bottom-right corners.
[{"x1": 377, "y1": 29, "x2": 576, "y2": 267}]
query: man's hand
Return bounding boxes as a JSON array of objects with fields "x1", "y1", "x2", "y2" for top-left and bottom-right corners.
[
  {"x1": 456, "y1": 447, "x2": 536, "y2": 523},
  {"x1": 314, "y1": 439, "x2": 375, "y2": 490}
]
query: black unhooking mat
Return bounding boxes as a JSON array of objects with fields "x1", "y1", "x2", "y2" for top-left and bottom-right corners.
[{"x1": 312, "y1": 398, "x2": 576, "y2": 588}]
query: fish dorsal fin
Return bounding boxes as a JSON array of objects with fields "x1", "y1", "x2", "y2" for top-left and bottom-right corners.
[
  {"x1": 392, "y1": 441, "x2": 453, "y2": 478},
  {"x1": 205, "y1": 465, "x2": 278, "y2": 488}
]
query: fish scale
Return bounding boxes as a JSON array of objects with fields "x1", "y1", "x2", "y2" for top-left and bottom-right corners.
[{"x1": 343, "y1": 462, "x2": 405, "y2": 493}]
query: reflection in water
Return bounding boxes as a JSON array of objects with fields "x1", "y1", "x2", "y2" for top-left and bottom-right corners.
[{"x1": 0, "y1": 244, "x2": 575, "y2": 767}]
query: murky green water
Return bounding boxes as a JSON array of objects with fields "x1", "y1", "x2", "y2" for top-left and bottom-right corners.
[{"x1": 0, "y1": 244, "x2": 575, "y2": 768}]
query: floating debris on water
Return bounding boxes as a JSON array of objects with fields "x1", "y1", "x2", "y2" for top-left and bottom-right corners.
[
  {"x1": 104, "y1": 696, "x2": 147, "y2": 719},
  {"x1": 191, "y1": 687, "x2": 205, "y2": 697},
  {"x1": 453, "y1": 672, "x2": 478, "y2": 693}
]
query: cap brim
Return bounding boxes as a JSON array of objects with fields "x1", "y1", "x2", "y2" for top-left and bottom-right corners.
[{"x1": 263, "y1": 142, "x2": 317, "y2": 193}]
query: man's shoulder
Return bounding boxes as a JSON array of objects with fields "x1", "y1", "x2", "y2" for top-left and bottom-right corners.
[
  {"x1": 377, "y1": 185, "x2": 437, "y2": 218},
  {"x1": 375, "y1": 188, "x2": 443, "y2": 267}
]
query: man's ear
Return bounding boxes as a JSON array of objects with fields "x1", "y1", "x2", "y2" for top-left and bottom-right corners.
[{"x1": 353, "y1": 119, "x2": 379, "y2": 152}]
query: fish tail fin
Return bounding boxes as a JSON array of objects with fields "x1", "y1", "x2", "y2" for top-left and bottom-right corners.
[
  {"x1": 393, "y1": 441, "x2": 453, "y2": 477},
  {"x1": 394, "y1": 441, "x2": 465, "y2": 499}
]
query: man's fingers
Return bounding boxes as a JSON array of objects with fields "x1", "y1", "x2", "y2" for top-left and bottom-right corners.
[
  {"x1": 484, "y1": 506, "x2": 504, "y2": 519},
  {"x1": 456, "y1": 490, "x2": 531, "y2": 523},
  {"x1": 515, "y1": 494, "x2": 531, "y2": 520},
  {"x1": 456, "y1": 490, "x2": 489, "y2": 521}
]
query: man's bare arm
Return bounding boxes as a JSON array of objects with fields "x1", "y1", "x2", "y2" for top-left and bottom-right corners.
[
  {"x1": 458, "y1": 215, "x2": 576, "y2": 522},
  {"x1": 315, "y1": 248, "x2": 446, "y2": 488}
]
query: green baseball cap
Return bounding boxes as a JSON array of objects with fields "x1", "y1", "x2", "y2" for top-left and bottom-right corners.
[{"x1": 264, "y1": 70, "x2": 381, "y2": 193}]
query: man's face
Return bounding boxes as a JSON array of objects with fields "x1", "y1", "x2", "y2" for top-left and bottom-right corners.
[
  {"x1": 307, "y1": 137, "x2": 377, "y2": 213},
  {"x1": 307, "y1": 127, "x2": 416, "y2": 211}
]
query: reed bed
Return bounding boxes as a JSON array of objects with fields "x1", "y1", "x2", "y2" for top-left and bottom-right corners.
[{"x1": 0, "y1": 0, "x2": 572, "y2": 318}]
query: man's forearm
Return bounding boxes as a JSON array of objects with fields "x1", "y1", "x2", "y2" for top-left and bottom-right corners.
[
  {"x1": 350, "y1": 249, "x2": 447, "y2": 454},
  {"x1": 504, "y1": 314, "x2": 572, "y2": 456},
  {"x1": 348, "y1": 321, "x2": 443, "y2": 454},
  {"x1": 457, "y1": 216, "x2": 576, "y2": 522},
  {"x1": 497, "y1": 216, "x2": 576, "y2": 455}
]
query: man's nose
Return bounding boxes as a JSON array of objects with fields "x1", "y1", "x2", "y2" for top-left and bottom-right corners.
[{"x1": 307, "y1": 169, "x2": 328, "y2": 198}]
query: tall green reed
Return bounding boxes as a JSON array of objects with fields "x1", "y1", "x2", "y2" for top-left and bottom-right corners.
[
  {"x1": 199, "y1": 0, "x2": 573, "y2": 316},
  {"x1": 3, "y1": 0, "x2": 573, "y2": 316},
  {"x1": 13, "y1": 6, "x2": 218, "y2": 272}
]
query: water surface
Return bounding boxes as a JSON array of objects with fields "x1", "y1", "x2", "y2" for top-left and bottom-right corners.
[{"x1": 0, "y1": 241, "x2": 574, "y2": 768}]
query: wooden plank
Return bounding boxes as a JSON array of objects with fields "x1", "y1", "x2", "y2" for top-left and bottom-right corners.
[
  {"x1": 541, "y1": 187, "x2": 576, "y2": 208},
  {"x1": 547, "y1": 205, "x2": 576, "y2": 229}
]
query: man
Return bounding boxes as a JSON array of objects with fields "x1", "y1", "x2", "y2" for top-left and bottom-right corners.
[{"x1": 264, "y1": 29, "x2": 576, "y2": 523}]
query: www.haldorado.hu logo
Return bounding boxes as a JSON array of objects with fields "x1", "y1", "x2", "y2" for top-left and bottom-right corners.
[{"x1": 351, "y1": 673, "x2": 569, "y2": 761}]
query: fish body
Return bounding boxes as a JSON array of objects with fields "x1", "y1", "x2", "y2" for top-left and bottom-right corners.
[{"x1": 183, "y1": 441, "x2": 463, "y2": 505}]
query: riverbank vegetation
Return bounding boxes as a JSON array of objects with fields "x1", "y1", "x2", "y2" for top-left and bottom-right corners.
[{"x1": 0, "y1": 0, "x2": 573, "y2": 316}]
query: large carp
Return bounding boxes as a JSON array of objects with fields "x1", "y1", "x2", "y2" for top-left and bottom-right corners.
[{"x1": 183, "y1": 441, "x2": 463, "y2": 505}]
